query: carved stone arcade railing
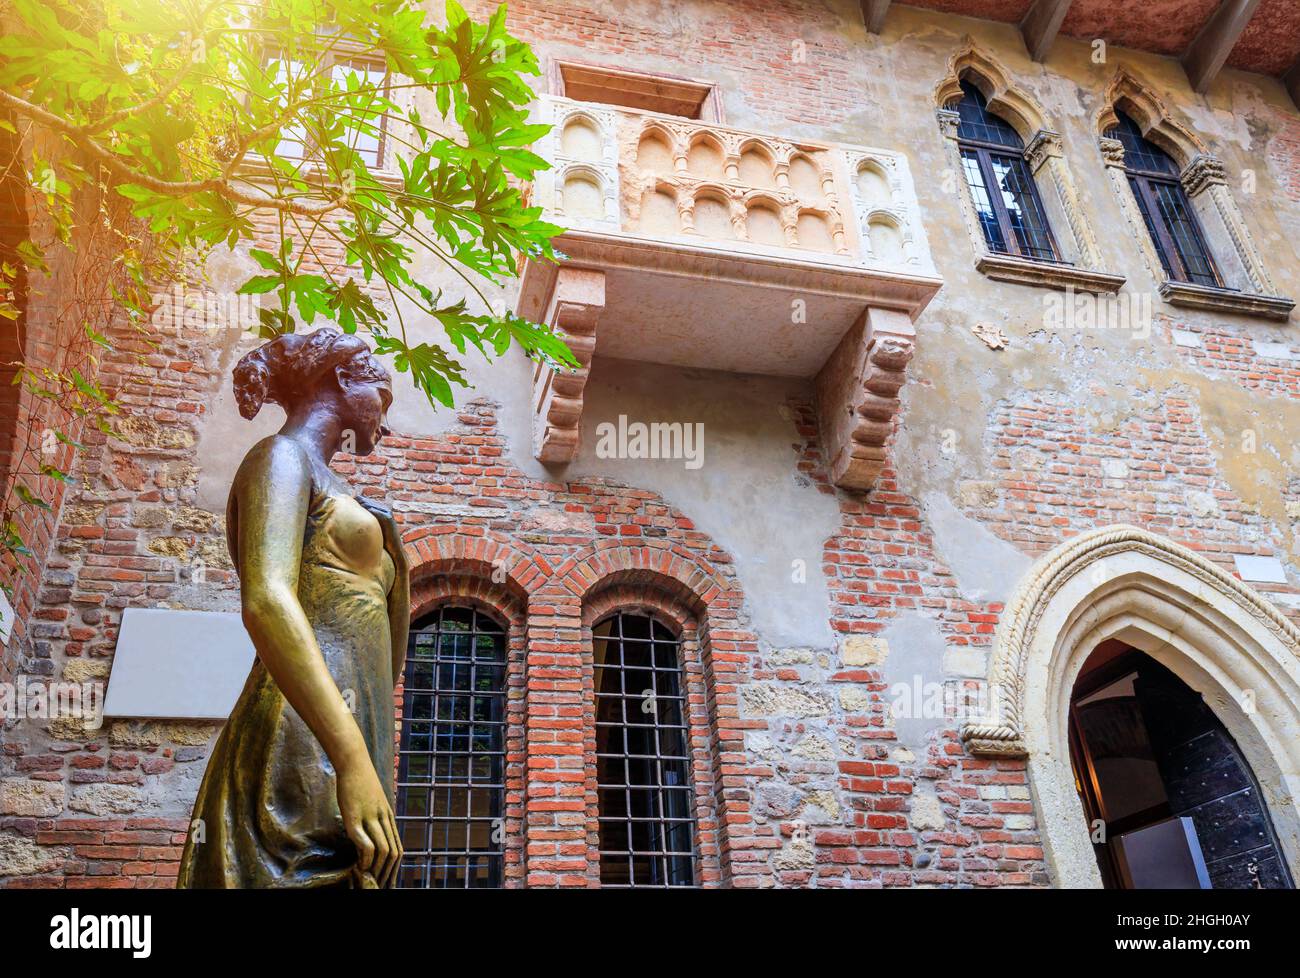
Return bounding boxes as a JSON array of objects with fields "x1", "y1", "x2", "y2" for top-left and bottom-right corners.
[{"x1": 517, "y1": 95, "x2": 944, "y2": 489}]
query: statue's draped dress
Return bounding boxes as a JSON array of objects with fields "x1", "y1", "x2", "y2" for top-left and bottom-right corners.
[{"x1": 178, "y1": 473, "x2": 396, "y2": 888}]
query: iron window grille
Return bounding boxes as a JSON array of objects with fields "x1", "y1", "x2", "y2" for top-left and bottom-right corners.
[
  {"x1": 396, "y1": 606, "x2": 507, "y2": 888},
  {"x1": 594, "y1": 612, "x2": 698, "y2": 887},
  {"x1": 1107, "y1": 111, "x2": 1223, "y2": 290},
  {"x1": 949, "y1": 81, "x2": 1060, "y2": 263}
]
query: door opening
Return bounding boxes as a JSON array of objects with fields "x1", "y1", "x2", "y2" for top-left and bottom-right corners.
[{"x1": 1069, "y1": 642, "x2": 1294, "y2": 889}]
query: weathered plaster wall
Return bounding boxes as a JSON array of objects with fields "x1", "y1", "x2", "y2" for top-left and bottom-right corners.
[
  {"x1": 460, "y1": 0, "x2": 1300, "y2": 601},
  {"x1": 188, "y1": 0, "x2": 1300, "y2": 638}
]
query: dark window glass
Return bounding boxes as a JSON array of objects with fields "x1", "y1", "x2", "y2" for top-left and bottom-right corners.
[
  {"x1": 989, "y1": 152, "x2": 1057, "y2": 261},
  {"x1": 953, "y1": 81, "x2": 1022, "y2": 148},
  {"x1": 961, "y1": 149, "x2": 1007, "y2": 253},
  {"x1": 1107, "y1": 112, "x2": 1178, "y2": 176},
  {"x1": 1107, "y1": 110, "x2": 1222, "y2": 288},
  {"x1": 1127, "y1": 174, "x2": 1177, "y2": 280},
  {"x1": 396, "y1": 606, "x2": 507, "y2": 888},
  {"x1": 594, "y1": 612, "x2": 697, "y2": 887},
  {"x1": 949, "y1": 81, "x2": 1059, "y2": 262},
  {"x1": 1152, "y1": 182, "x2": 1220, "y2": 287}
]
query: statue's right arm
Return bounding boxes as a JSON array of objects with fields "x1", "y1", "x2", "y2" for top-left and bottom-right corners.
[
  {"x1": 233, "y1": 437, "x2": 400, "y2": 886},
  {"x1": 234, "y1": 438, "x2": 367, "y2": 774}
]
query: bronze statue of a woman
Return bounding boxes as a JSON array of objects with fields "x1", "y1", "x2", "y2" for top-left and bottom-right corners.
[{"x1": 178, "y1": 328, "x2": 410, "y2": 888}]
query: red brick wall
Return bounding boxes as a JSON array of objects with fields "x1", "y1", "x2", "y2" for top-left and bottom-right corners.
[
  {"x1": 0, "y1": 333, "x2": 1040, "y2": 887},
  {"x1": 1, "y1": 108, "x2": 35, "y2": 678},
  {"x1": 386, "y1": 451, "x2": 760, "y2": 886},
  {"x1": 0, "y1": 124, "x2": 110, "y2": 685},
  {"x1": 0, "y1": 108, "x2": 29, "y2": 493},
  {"x1": 0, "y1": 818, "x2": 188, "y2": 889},
  {"x1": 1161, "y1": 316, "x2": 1300, "y2": 399},
  {"x1": 8, "y1": 297, "x2": 1300, "y2": 887},
  {"x1": 464, "y1": 0, "x2": 864, "y2": 131}
]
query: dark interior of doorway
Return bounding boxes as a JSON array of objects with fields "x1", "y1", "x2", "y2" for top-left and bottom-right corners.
[{"x1": 1069, "y1": 642, "x2": 1294, "y2": 889}]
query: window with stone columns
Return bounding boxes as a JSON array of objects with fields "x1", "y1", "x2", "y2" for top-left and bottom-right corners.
[
  {"x1": 950, "y1": 80, "x2": 1059, "y2": 262},
  {"x1": 1096, "y1": 69, "x2": 1295, "y2": 321},
  {"x1": 1108, "y1": 112, "x2": 1221, "y2": 289},
  {"x1": 934, "y1": 43, "x2": 1124, "y2": 295}
]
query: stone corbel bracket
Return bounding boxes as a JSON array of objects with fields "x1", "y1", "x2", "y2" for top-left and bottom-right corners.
[
  {"x1": 814, "y1": 307, "x2": 915, "y2": 491},
  {"x1": 530, "y1": 267, "x2": 606, "y2": 464}
]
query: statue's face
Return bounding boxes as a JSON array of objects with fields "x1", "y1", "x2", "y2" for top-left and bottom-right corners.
[{"x1": 340, "y1": 372, "x2": 393, "y2": 456}]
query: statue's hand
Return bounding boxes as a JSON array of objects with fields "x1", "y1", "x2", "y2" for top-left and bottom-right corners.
[{"x1": 336, "y1": 757, "x2": 402, "y2": 888}]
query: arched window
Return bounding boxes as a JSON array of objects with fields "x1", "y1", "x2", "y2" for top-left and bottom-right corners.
[
  {"x1": 949, "y1": 80, "x2": 1058, "y2": 262},
  {"x1": 396, "y1": 606, "x2": 507, "y2": 888},
  {"x1": 593, "y1": 611, "x2": 697, "y2": 887},
  {"x1": 1107, "y1": 111, "x2": 1221, "y2": 289}
]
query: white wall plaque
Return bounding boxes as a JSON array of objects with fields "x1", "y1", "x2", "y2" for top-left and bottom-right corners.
[
  {"x1": 0, "y1": 588, "x2": 14, "y2": 647},
  {"x1": 103, "y1": 607, "x2": 256, "y2": 719},
  {"x1": 1253, "y1": 341, "x2": 1297, "y2": 360},
  {"x1": 1233, "y1": 554, "x2": 1289, "y2": 585}
]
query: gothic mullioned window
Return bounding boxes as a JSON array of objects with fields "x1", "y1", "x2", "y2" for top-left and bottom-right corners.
[
  {"x1": 949, "y1": 81, "x2": 1058, "y2": 263},
  {"x1": 396, "y1": 606, "x2": 507, "y2": 888},
  {"x1": 259, "y1": 40, "x2": 393, "y2": 172},
  {"x1": 1107, "y1": 111, "x2": 1222, "y2": 290},
  {"x1": 593, "y1": 612, "x2": 697, "y2": 887}
]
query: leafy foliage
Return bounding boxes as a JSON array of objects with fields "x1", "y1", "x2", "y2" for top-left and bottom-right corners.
[{"x1": 0, "y1": 0, "x2": 572, "y2": 570}]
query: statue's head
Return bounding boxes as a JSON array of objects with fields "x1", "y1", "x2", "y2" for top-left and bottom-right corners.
[{"x1": 233, "y1": 328, "x2": 393, "y2": 456}]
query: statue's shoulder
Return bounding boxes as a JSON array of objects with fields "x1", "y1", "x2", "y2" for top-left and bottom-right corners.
[{"x1": 233, "y1": 434, "x2": 314, "y2": 495}]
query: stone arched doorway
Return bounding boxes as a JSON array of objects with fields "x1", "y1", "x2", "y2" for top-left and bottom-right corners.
[
  {"x1": 961, "y1": 525, "x2": 1300, "y2": 888},
  {"x1": 1069, "y1": 644, "x2": 1293, "y2": 887}
]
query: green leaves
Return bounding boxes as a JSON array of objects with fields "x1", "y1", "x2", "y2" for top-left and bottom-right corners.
[
  {"x1": 374, "y1": 334, "x2": 465, "y2": 408},
  {"x1": 237, "y1": 245, "x2": 332, "y2": 325},
  {"x1": 432, "y1": 2, "x2": 540, "y2": 142},
  {"x1": 14, "y1": 483, "x2": 50, "y2": 511},
  {"x1": 325, "y1": 279, "x2": 382, "y2": 332},
  {"x1": 3, "y1": 521, "x2": 34, "y2": 559},
  {"x1": 1, "y1": 0, "x2": 574, "y2": 565}
]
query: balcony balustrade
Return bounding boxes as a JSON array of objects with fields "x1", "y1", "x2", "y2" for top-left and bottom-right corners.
[{"x1": 517, "y1": 95, "x2": 944, "y2": 489}]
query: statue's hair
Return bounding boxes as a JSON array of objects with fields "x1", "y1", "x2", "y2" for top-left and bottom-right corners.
[{"x1": 232, "y1": 328, "x2": 389, "y2": 420}]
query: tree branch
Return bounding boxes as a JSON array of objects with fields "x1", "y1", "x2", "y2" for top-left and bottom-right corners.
[{"x1": 0, "y1": 88, "x2": 346, "y2": 216}]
